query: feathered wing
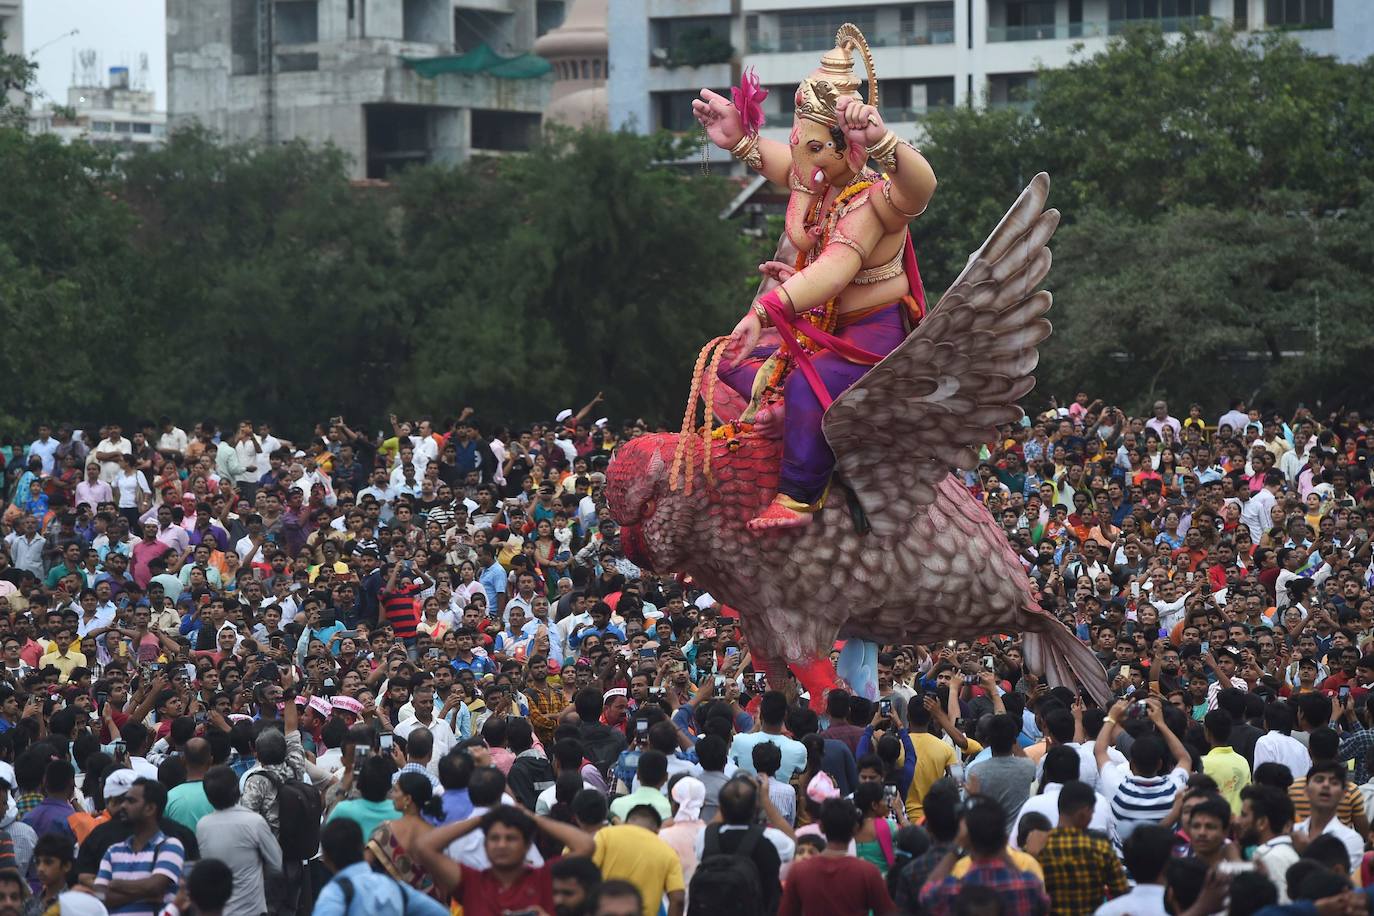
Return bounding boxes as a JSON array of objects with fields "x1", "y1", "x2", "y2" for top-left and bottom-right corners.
[{"x1": 822, "y1": 172, "x2": 1060, "y2": 538}]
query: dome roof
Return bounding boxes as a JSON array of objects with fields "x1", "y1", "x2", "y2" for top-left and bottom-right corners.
[
  {"x1": 533, "y1": 0, "x2": 607, "y2": 59},
  {"x1": 546, "y1": 86, "x2": 609, "y2": 130}
]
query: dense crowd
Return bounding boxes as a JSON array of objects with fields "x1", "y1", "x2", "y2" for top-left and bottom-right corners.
[{"x1": 0, "y1": 395, "x2": 1372, "y2": 915}]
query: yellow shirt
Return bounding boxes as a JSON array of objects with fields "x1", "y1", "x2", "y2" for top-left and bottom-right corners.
[
  {"x1": 905, "y1": 733, "x2": 957, "y2": 822},
  {"x1": 953, "y1": 847, "x2": 1045, "y2": 880},
  {"x1": 1201, "y1": 745, "x2": 1251, "y2": 813},
  {"x1": 592, "y1": 823, "x2": 685, "y2": 916},
  {"x1": 38, "y1": 648, "x2": 87, "y2": 683}
]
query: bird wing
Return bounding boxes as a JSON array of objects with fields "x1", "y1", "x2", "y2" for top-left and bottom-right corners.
[{"x1": 822, "y1": 172, "x2": 1060, "y2": 538}]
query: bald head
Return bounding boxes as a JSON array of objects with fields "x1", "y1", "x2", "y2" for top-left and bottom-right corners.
[{"x1": 183, "y1": 737, "x2": 212, "y2": 774}]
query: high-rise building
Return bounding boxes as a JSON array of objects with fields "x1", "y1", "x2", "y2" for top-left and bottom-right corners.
[
  {"x1": 609, "y1": 0, "x2": 1366, "y2": 170},
  {"x1": 0, "y1": 0, "x2": 21, "y2": 111},
  {"x1": 167, "y1": 0, "x2": 563, "y2": 179},
  {"x1": 29, "y1": 66, "x2": 168, "y2": 152}
]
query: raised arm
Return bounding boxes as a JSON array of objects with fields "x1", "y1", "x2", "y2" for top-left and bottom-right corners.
[
  {"x1": 412, "y1": 814, "x2": 483, "y2": 897},
  {"x1": 1147, "y1": 698, "x2": 1190, "y2": 771},
  {"x1": 692, "y1": 87, "x2": 791, "y2": 186}
]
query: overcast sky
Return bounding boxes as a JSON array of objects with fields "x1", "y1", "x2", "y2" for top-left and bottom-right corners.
[{"x1": 23, "y1": 0, "x2": 166, "y2": 110}]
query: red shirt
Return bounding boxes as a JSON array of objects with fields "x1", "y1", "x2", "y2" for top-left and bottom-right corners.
[
  {"x1": 455, "y1": 861, "x2": 555, "y2": 916},
  {"x1": 778, "y1": 853, "x2": 895, "y2": 916},
  {"x1": 381, "y1": 583, "x2": 421, "y2": 640}
]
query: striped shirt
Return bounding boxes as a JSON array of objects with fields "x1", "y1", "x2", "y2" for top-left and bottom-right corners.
[
  {"x1": 1109, "y1": 765, "x2": 1189, "y2": 849},
  {"x1": 382, "y1": 584, "x2": 421, "y2": 640},
  {"x1": 95, "y1": 830, "x2": 184, "y2": 916},
  {"x1": 1289, "y1": 777, "x2": 1367, "y2": 827}
]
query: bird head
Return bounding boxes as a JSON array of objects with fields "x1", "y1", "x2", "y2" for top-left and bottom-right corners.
[{"x1": 606, "y1": 433, "x2": 685, "y2": 573}]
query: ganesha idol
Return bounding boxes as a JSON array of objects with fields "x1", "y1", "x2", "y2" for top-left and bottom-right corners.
[
  {"x1": 605, "y1": 24, "x2": 1110, "y2": 706},
  {"x1": 693, "y1": 23, "x2": 937, "y2": 531}
]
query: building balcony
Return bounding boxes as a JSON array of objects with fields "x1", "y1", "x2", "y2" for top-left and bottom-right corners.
[
  {"x1": 986, "y1": 15, "x2": 1211, "y2": 42},
  {"x1": 749, "y1": 26, "x2": 953, "y2": 54},
  {"x1": 986, "y1": 21, "x2": 1106, "y2": 42}
]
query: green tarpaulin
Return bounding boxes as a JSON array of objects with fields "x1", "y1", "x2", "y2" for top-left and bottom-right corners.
[{"x1": 403, "y1": 43, "x2": 552, "y2": 80}]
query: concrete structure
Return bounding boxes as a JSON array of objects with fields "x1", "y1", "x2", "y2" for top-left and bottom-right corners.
[
  {"x1": 0, "y1": 0, "x2": 21, "y2": 111},
  {"x1": 534, "y1": 0, "x2": 608, "y2": 127},
  {"x1": 609, "y1": 0, "x2": 1367, "y2": 169},
  {"x1": 28, "y1": 66, "x2": 168, "y2": 152},
  {"x1": 168, "y1": 0, "x2": 561, "y2": 178}
]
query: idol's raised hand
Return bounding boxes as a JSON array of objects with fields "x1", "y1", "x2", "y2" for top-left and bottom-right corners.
[
  {"x1": 836, "y1": 95, "x2": 887, "y2": 153},
  {"x1": 692, "y1": 88, "x2": 745, "y2": 150}
]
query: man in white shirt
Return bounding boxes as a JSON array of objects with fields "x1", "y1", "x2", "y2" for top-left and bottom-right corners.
[
  {"x1": 26, "y1": 425, "x2": 59, "y2": 475},
  {"x1": 1144, "y1": 400, "x2": 1181, "y2": 440},
  {"x1": 89, "y1": 425, "x2": 133, "y2": 485},
  {"x1": 1240, "y1": 471, "x2": 1282, "y2": 542},
  {"x1": 396, "y1": 685, "x2": 456, "y2": 771},
  {"x1": 1252, "y1": 703, "x2": 1311, "y2": 778},
  {"x1": 445, "y1": 768, "x2": 544, "y2": 869},
  {"x1": 1216, "y1": 401, "x2": 1251, "y2": 437},
  {"x1": 1294, "y1": 762, "x2": 1363, "y2": 874},
  {"x1": 1235, "y1": 784, "x2": 1300, "y2": 904},
  {"x1": 156, "y1": 417, "x2": 189, "y2": 457}
]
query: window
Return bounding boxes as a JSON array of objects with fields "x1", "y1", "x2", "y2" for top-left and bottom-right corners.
[
  {"x1": 1234, "y1": 0, "x2": 1249, "y2": 28},
  {"x1": 1265, "y1": 0, "x2": 1333, "y2": 28},
  {"x1": 537, "y1": 0, "x2": 566, "y2": 37},
  {"x1": 275, "y1": 1, "x2": 319, "y2": 45},
  {"x1": 90, "y1": 121, "x2": 112, "y2": 132},
  {"x1": 1109, "y1": 0, "x2": 1212, "y2": 25},
  {"x1": 652, "y1": 90, "x2": 700, "y2": 132},
  {"x1": 470, "y1": 110, "x2": 540, "y2": 152},
  {"x1": 778, "y1": 10, "x2": 876, "y2": 53},
  {"x1": 133, "y1": 122, "x2": 152, "y2": 134},
  {"x1": 114, "y1": 122, "x2": 132, "y2": 133},
  {"x1": 1006, "y1": 1, "x2": 1057, "y2": 27},
  {"x1": 650, "y1": 16, "x2": 733, "y2": 67},
  {"x1": 230, "y1": 0, "x2": 259, "y2": 75}
]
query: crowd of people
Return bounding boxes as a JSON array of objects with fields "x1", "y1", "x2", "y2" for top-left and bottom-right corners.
[{"x1": 0, "y1": 394, "x2": 1370, "y2": 915}]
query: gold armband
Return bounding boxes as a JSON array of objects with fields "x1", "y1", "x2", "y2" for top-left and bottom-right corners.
[
  {"x1": 829, "y1": 230, "x2": 868, "y2": 260},
  {"x1": 730, "y1": 134, "x2": 763, "y2": 171},
  {"x1": 868, "y1": 130, "x2": 903, "y2": 173},
  {"x1": 752, "y1": 302, "x2": 772, "y2": 327},
  {"x1": 882, "y1": 179, "x2": 924, "y2": 221}
]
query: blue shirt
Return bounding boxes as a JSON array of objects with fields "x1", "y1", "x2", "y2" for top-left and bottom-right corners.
[
  {"x1": 479, "y1": 561, "x2": 507, "y2": 611},
  {"x1": 313, "y1": 861, "x2": 450, "y2": 916},
  {"x1": 441, "y1": 788, "x2": 473, "y2": 824},
  {"x1": 22, "y1": 798, "x2": 75, "y2": 844},
  {"x1": 451, "y1": 653, "x2": 494, "y2": 677},
  {"x1": 728, "y1": 732, "x2": 808, "y2": 781}
]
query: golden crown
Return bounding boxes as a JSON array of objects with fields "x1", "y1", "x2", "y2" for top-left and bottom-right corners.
[{"x1": 794, "y1": 23, "x2": 879, "y2": 128}]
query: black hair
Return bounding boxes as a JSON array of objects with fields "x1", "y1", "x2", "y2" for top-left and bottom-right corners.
[
  {"x1": 572, "y1": 787, "x2": 608, "y2": 826},
  {"x1": 357, "y1": 755, "x2": 397, "y2": 802},
  {"x1": 1241, "y1": 784, "x2": 1294, "y2": 834},
  {"x1": 818, "y1": 797, "x2": 860, "y2": 845},
  {"x1": 132, "y1": 777, "x2": 169, "y2": 818},
  {"x1": 468, "y1": 765, "x2": 507, "y2": 807},
  {"x1": 203, "y1": 765, "x2": 241, "y2": 810},
  {"x1": 187, "y1": 857, "x2": 234, "y2": 910},
  {"x1": 962, "y1": 797, "x2": 1009, "y2": 856},
  {"x1": 396, "y1": 770, "x2": 445, "y2": 820},
  {"x1": 1121, "y1": 825, "x2": 1174, "y2": 884},
  {"x1": 480, "y1": 804, "x2": 536, "y2": 843},
  {"x1": 321, "y1": 818, "x2": 365, "y2": 868},
  {"x1": 32, "y1": 831, "x2": 73, "y2": 864}
]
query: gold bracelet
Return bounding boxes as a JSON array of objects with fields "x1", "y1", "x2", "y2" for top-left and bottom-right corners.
[
  {"x1": 867, "y1": 131, "x2": 900, "y2": 172},
  {"x1": 1104, "y1": 716, "x2": 1118, "y2": 726},
  {"x1": 730, "y1": 134, "x2": 763, "y2": 171},
  {"x1": 751, "y1": 302, "x2": 772, "y2": 327},
  {"x1": 882, "y1": 179, "x2": 924, "y2": 220}
]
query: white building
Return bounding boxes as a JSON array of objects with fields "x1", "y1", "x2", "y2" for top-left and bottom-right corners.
[
  {"x1": 609, "y1": 0, "x2": 1367, "y2": 169},
  {"x1": 168, "y1": 0, "x2": 565, "y2": 179},
  {"x1": 0, "y1": 0, "x2": 21, "y2": 110},
  {"x1": 28, "y1": 67, "x2": 168, "y2": 152}
]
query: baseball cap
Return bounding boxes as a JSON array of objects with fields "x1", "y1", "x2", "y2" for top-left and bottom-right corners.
[{"x1": 103, "y1": 768, "x2": 138, "y2": 799}]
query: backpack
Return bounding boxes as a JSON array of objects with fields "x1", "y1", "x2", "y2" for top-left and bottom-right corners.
[
  {"x1": 250, "y1": 769, "x2": 323, "y2": 859},
  {"x1": 687, "y1": 824, "x2": 765, "y2": 916}
]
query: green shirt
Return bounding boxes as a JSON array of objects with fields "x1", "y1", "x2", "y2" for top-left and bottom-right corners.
[
  {"x1": 165, "y1": 780, "x2": 215, "y2": 832},
  {"x1": 327, "y1": 797, "x2": 401, "y2": 841}
]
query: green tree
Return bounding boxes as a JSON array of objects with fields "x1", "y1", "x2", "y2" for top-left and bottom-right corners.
[
  {"x1": 910, "y1": 26, "x2": 1374, "y2": 410},
  {"x1": 394, "y1": 128, "x2": 755, "y2": 422}
]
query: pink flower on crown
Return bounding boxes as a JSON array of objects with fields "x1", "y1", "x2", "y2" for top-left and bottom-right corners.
[{"x1": 732, "y1": 67, "x2": 769, "y2": 138}]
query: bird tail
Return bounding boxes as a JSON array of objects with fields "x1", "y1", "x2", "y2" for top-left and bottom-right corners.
[{"x1": 1023, "y1": 617, "x2": 1111, "y2": 706}]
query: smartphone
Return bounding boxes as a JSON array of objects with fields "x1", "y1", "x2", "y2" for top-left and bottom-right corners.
[
  {"x1": 700, "y1": 628, "x2": 717, "y2": 639},
  {"x1": 427, "y1": 648, "x2": 440, "y2": 659},
  {"x1": 636, "y1": 719, "x2": 649, "y2": 737},
  {"x1": 879, "y1": 699, "x2": 892, "y2": 716},
  {"x1": 725, "y1": 647, "x2": 739, "y2": 658},
  {"x1": 95, "y1": 692, "x2": 108, "y2": 707},
  {"x1": 353, "y1": 746, "x2": 369, "y2": 773},
  {"x1": 981, "y1": 655, "x2": 994, "y2": 670},
  {"x1": 379, "y1": 734, "x2": 394, "y2": 751},
  {"x1": 1340, "y1": 685, "x2": 1351, "y2": 700},
  {"x1": 639, "y1": 648, "x2": 656, "y2": 658},
  {"x1": 194, "y1": 712, "x2": 207, "y2": 725},
  {"x1": 337, "y1": 630, "x2": 356, "y2": 640},
  {"x1": 111, "y1": 740, "x2": 126, "y2": 757}
]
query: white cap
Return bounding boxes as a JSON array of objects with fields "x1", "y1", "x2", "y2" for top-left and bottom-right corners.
[
  {"x1": 594, "y1": 417, "x2": 609, "y2": 428},
  {"x1": 555, "y1": 409, "x2": 573, "y2": 423},
  {"x1": 103, "y1": 768, "x2": 139, "y2": 799}
]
